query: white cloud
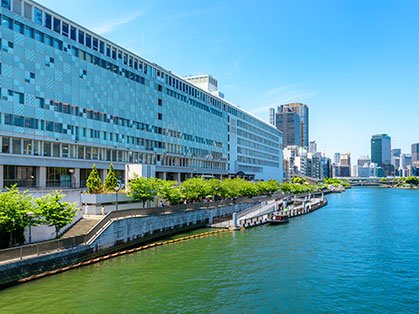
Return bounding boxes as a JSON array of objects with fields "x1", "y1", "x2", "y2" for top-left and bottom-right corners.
[
  {"x1": 92, "y1": 11, "x2": 144, "y2": 35},
  {"x1": 249, "y1": 81, "x2": 318, "y2": 114}
]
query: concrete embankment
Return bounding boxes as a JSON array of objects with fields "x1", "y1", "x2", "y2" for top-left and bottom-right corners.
[{"x1": 0, "y1": 200, "x2": 257, "y2": 288}]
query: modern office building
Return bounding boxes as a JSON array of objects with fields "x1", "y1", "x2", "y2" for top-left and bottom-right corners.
[
  {"x1": 412, "y1": 143, "x2": 419, "y2": 164},
  {"x1": 0, "y1": 0, "x2": 283, "y2": 189},
  {"x1": 357, "y1": 156, "x2": 371, "y2": 166},
  {"x1": 371, "y1": 134, "x2": 391, "y2": 166},
  {"x1": 340, "y1": 153, "x2": 351, "y2": 167},
  {"x1": 272, "y1": 110, "x2": 300, "y2": 147},
  {"x1": 402, "y1": 153, "x2": 412, "y2": 169},
  {"x1": 185, "y1": 75, "x2": 283, "y2": 181},
  {"x1": 334, "y1": 153, "x2": 341, "y2": 165},
  {"x1": 309, "y1": 140, "x2": 317, "y2": 153},
  {"x1": 270, "y1": 103, "x2": 308, "y2": 147}
]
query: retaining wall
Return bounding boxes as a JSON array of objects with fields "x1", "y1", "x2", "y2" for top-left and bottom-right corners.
[{"x1": 0, "y1": 202, "x2": 255, "y2": 288}]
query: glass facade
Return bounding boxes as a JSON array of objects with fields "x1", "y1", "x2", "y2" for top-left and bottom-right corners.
[{"x1": 0, "y1": 0, "x2": 283, "y2": 186}]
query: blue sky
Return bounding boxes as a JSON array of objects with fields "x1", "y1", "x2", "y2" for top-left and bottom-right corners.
[{"x1": 38, "y1": 0, "x2": 419, "y2": 161}]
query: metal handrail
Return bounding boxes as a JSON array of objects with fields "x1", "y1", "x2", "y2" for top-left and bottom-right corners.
[{"x1": 0, "y1": 195, "x2": 265, "y2": 263}]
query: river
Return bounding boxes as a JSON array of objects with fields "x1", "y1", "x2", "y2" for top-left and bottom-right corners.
[{"x1": 0, "y1": 187, "x2": 418, "y2": 313}]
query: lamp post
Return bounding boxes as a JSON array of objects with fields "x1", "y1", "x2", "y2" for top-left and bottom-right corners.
[
  {"x1": 68, "y1": 169, "x2": 74, "y2": 188},
  {"x1": 26, "y1": 211, "x2": 34, "y2": 244},
  {"x1": 114, "y1": 186, "x2": 120, "y2": 211}
]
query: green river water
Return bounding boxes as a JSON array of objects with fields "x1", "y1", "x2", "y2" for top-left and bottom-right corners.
[{"x1": 0, "y1": 187, "x2": 418, "y2": 313}]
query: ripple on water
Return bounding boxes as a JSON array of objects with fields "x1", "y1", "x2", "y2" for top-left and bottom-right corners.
[{"x1": 0, "y1": 188, "x2": 418, "y2": 313}]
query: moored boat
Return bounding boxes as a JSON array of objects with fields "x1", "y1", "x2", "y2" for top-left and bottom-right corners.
[{"x1": 267, "y1": 212, "x2": 289, "y2": 225}]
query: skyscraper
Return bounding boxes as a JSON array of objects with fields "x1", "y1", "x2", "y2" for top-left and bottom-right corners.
[
  {"x1": 412, "y1": 143, "x2": 419, "y2": 164},
  {"x1": 371, "y1": 134, "x2": 391, "y2": 166},
  {"x1": 274, "y1": 111, "x2": 301, "y2": 147},
  {"x1": 270, "y1": 103, "x2": 309, "y2": 147}
]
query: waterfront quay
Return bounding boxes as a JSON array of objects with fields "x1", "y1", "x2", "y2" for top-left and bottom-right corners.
[
  {"x1": 0, "y1": 187, "x2": 417, "y2": 313},
  {"x1": 0, "y1": 188, "x2": 333, "y2": 288}
]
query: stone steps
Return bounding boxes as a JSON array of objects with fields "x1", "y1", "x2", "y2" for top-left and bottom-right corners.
[{"x1": 62, "y1": 216, "x2": 102, "y2": 238}]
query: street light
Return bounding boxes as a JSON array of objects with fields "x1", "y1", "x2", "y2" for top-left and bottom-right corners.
[
  {"x1": 68, "y1": 169, "x2": 74, "y2": 188},
  {"x1": 114, "y1": 184, "x2": 121, "y2": 211},
  {"x1": 26, "y1": 211, "x2": 34, "y2": 244}
]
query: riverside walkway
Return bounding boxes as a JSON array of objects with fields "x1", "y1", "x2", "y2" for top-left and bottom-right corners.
[{"x1": 210, "y1": 193, "x2": 328, "y2": 229}]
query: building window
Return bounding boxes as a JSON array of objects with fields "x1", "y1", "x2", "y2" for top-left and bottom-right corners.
[
  {"x1": 158, "y1": 99, "x2": 162, "y2": 106},
  {"x1": 13, "y1": 0, "x2": 22, "y2": 14},
  {"x1": 158, "y1": 84, "x2": 162, "y2": 92},
  {"x1": 14, "y1": 21, "x2": 23, "y2": 34},
  {"x1": 52, "y1": 143, "x2": 60, "y2": 157},
  {"x1": 158, "y1": 113, "x2": 162, "y2": 120},
  {"x1": 1, "y1": 136, "x2": 10, "y2": 153},
  {"x1": 78, "y1": 146, "x2": 84, "y2": 159},
  {"x1": 34, "y1": 7, "x2": 42, "y2": 24},
  {"x1": 44, "y1": 12, "x2": 52, "y2": 29},
  {"x1": 23, "y1": 139, "x2": 31, "y2": 155},
  {"x1": 1, "y1": 0, "x2": 10, "y2": 9},
  {"x1": 44, "y1": 142, "x2": 51, "y2": 156},
  {"x1": 78, "y1": 30, "x2": 84, "y2": 44},
  {"x1": 59, "y1": 144, "x2": 68, "y2": 158},
  {"x1": 53, "y1": 17, "x2": 60, "y2": 33},
  {"x1": 86, "y1": 34, "x2": 91, "y2": 48},
  {"x1": 70, "y1": 26, "x2": 76, "y2": 40},
  {"x1": 12, "y1": 138, "x2": 21, "y2": 154},
  {"x1": 93, "y1": 37, "x2": 98, "y2": 51},
  {"x1": 62, "y1": 22, "x2": 69, "y2": 37}
]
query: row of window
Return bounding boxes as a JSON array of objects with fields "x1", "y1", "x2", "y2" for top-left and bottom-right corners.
[
  {"x1": 237, "y1": 119, "x2": 280, "y2": 142},
  {"x1": 2, "y1": 3, "x2": 279, "y2": 157},
  {"x1": 2, "y1": 1, "x2": 279, "y2": 137},
  {"x1": 237, "y1": 146, "x2": 279, "y2": 162},
  {"x1": 0, "y1": 136, "x2": 227, "y2": 172},
  {"x1": 1, "y1": 85, "x2": 224, "y2": 150},
  {"x1": 238, "y1": 165, "x2": 263, "y2": 174},
  {"x1": 237, "y1": 156, "x2": 279, "y2": 168},
  {"x1": 237, "y1": 128, "x2": 279, "y2": 148},
  {"x1": 237, "y1": 137, "x2": 279, "y2": 155}
]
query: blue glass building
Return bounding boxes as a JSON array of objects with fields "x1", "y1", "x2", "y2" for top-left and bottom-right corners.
[{"x1": 0, "y1": 0, "x2": 282, "y2": 189}]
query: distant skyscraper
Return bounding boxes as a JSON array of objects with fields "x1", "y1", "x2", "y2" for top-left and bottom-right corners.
[
  {"x1": 309, "y1": 141, "x2": 317, "y2": 153},
  {"x1": 334, "y1": 153, "x2": 341, "y2": 165},
  {"x1": 402, "y1": 154, "x2": 412, "y2": 168},
  {"x1": 371, "y1": 134, "x2": 391, "y2": 166},
  {"x1": 270, "y1": 103, "x2": 309, "y2": 147},
  {"x1": 274, "y1": 111, "x2": 301, "y2": 147},
  {"x1": 341, "y1": 153, "x2": 351, "y2": 166},
  {"x1": 412, "y1": 143, "x2": 419, "y2": 163},
  {"x1": 357, "y1": 155, "x2": 371, "y2": 166}
]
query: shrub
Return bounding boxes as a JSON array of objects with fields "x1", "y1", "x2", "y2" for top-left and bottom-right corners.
[{"x1": 86, "y1": 164, "x2": 103, "y2": 194}]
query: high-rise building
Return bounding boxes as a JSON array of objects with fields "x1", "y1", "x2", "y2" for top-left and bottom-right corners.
[
  {"x1": 309, "y1": 141, "x2": 317, "y2": 153},
  {"x1": 402, "y1": 154, "x2": 412, "y2": 168},
  {"x1": 371, "y1": 134, "x2": 391, "y2": 166},
  {"x1": 0, "y1": 0, "x2": 283, "y2": 189},
  {"x1": 334, "y1": 153, "x2": 341, "y2": 165},
  {"x1": 274, "y1": 111, "x2": 301, "y2": 147},
  {"x1": 357, "y1": 156, "x2": 371, "y2": 166},
  {"x1": 270, "y1": 103, "x2": 309, "y2": 147},
  {"x1": 412, "y1": 143, "x2": 419, "y2": 164},
  {"x1": 341, "y1": 153, "x2": 351, "y2": 167}
]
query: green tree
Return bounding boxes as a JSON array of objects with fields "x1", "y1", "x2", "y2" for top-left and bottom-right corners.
[
  {"x1": 35, "y1": 191, "x2": 78, "y2": 238},
  {"x1": 180, "y1": 178, "x2": 209, "y2": 201},
  {"x1": 86, "y1": 164, "x2": 103, "y2": 194},
  {"x1": 128, "y1": 176, "x2": 159, "y2": 207},
  {"x1": 0, "y1": 185, "x2": 36, "y2": 248},
  {"x1": 104, "y1": 163, "x2": 119, "y2": 191},
  {"x1": 157, "y1": 180, "x2": 183, "y2": 205}
]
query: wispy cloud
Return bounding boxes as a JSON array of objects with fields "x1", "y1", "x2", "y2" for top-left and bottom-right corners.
[
  {"x1": 249, "y1": 81, "x2": 318, "y2": 114},
  {"x1": 92, "y1": 11, "x2": 145, "y2": 35},
  {"x1": 164, "y1": 8, "x2": 216, "y2": 21}
]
